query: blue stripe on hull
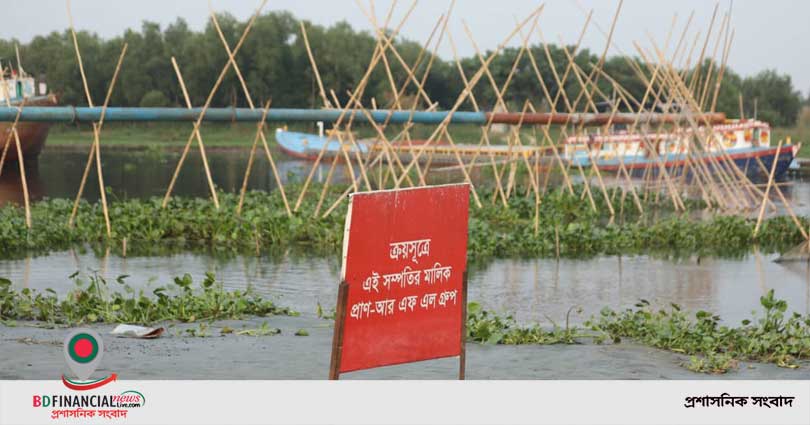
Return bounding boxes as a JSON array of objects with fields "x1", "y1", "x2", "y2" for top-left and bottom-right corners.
[{"x1": 625, "y1": 151, "x2": 794, "y2": 182}]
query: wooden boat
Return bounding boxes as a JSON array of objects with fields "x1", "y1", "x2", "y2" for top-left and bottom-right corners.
[
  {"x1": 275, "y1": 128, "x2": 550, "y2": 166},
  {"x1": 0, "y1": 63, "x2": 57, "y2": 161},
  {"x1": 563, "y1": 120, "x2": 797, "y2": 181}
]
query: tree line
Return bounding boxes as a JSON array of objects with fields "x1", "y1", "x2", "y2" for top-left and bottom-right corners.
[{"x1": 0, "y1": 11, "x2": 804, "y2": 127}]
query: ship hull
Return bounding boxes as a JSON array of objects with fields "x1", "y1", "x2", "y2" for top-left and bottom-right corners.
[
  {"x1": 0, "y1": 95, "x2": 57, "y2": 161},
  {"x1": 585, "y1": 146, "x2": 796, "y2": 182}
]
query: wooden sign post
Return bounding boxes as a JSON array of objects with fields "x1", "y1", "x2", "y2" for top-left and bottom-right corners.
[{"x1": 329, "y1": 183, "x2": 471, "y2": 379}]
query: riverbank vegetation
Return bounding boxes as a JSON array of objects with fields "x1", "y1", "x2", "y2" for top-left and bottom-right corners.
[
  {"x1": 0, "y1": 272, "x2": 294, "y2": 326},
  {"x1": 468, "y1": 290, "x2": 810, "y2": 374},
  {"x1": 3, "y1": 271, "x2": 807, "y2": 374},
  {"x1": 0, "y1": 186, "x2": 806, "y2": 261}
]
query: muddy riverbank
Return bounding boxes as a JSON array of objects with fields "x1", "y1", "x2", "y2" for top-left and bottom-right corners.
[{"x1": 2, "y1": 315, "x2": 809, "y2": 380}]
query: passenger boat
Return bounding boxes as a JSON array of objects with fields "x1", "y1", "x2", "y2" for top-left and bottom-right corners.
[
  {"x1": 0, "y1": 61, "x2": 57, "y2": 161},
  {"x1": 563, "y1": 120, "x2": 798, "y2": 181}
]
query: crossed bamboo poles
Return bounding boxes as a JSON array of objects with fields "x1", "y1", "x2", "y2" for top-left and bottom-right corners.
[{"x1": 9, "y1": 0, "x2": 803, "y2": 245}]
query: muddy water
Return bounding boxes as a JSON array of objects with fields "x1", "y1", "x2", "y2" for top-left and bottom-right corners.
[
  {"x1": 2, "y1": 250, "x2": 808, "y2": 325},
  {"x1": 2, "y1": 149, "x2": 809, "y2": 217},
  {"x1": 0, "y1": 149, "x2": 809, "y2": 325}
]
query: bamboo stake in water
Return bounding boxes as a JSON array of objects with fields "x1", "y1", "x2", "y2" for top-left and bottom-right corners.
[
  {"x1": 163, "y1": 0, "x2": 268, "y2": 208},
  {"x1": 754, "y1": 140, "x2": 783, "y2": 237},
  {"x1": 170, "y1": 57, "x2": 220, "y2": 209},
  {"x1": 66, "y1": 5, "x2": 127, "y2": 236},
  {"x1": 209, "y1": 10, "x2": 291, "y2": 216},
  {"x1": 293, "y1": 1, "x2": 417, "y2": 211}
]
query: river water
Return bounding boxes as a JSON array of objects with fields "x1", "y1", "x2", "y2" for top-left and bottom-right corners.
[{"x1": 0, "y1": 148, "x2": 809, "y2": 325}]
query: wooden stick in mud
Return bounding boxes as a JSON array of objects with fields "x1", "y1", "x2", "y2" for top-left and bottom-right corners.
[
  {"x1": 163, "y1": 0, "x2": 268, "y2": 208},
  {"x1": 753, "y1": 140, "x2": 783, "y2": 237},
  {"x1": 209, "y1": 11, "x2": 291, "y2": 216},
  {"x1": 171, "y1": 57, "x2": 220, "y2": 209}
]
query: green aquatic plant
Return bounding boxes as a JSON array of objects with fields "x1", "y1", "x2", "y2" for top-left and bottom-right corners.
[
  {"x1": 236, "y1": 322, "x2": 282, "y2": 336},
  {"x1": 0, "y1": 272, "x2": 294, "y2": 326},
  {"x1": 466, "y1": 302, "x2": 584, "y2": 345},
  {"x1": 585, "y1": 290, "x2": 810, "y2": 373},
  {"x1": 0, "y1": 185, "x2": 804, "y2": 262},
  {"x1": 467, "y1": 291, "x2": 810, "y2": 374}
]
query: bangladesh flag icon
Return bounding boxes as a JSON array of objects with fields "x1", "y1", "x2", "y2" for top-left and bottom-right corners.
[{"x1": 63, "y1": 329, "x2": 104, "y2": 381}]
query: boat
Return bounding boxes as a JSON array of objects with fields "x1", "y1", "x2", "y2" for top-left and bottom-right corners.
[
  {"x1": 0, "y1": 59, "x2": 57, "y2": 161},
  {"x1": 275, "y1": 128, "x2": 551, "y2": 166},
  {"x1": 563, "y1": 119, "x2": 798, "y2": 181},
  {"x1": 276, "y1": 118, "x2": 797, "y2": 182}
]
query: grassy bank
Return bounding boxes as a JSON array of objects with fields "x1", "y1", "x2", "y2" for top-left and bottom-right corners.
[
  {"x1": 0, "y1": 185, "x2": 806, "y2": 261},
  {"x1": 47, "y1": 122, "x2": 278, "y2": 148},
  {"x1": 45, "y1": 122, "x2": 536, "y2": 149}
]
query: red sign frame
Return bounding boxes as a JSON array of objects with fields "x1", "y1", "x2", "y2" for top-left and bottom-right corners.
[{"x1": 329, "y1": 184, "x2": 470, "y2": 379}]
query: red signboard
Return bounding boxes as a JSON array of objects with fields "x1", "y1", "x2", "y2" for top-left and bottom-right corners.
[{"x1": 330, "y1": 184, "x2": 471, "y2": 378}]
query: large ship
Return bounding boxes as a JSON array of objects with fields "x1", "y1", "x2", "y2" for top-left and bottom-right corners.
[{"x1": 0, "y1": 60, "x2": 57, "y2": 161}]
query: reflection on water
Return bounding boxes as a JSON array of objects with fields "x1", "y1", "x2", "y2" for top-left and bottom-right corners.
[
  {"x1": 0, "y1": 149, "x2": 807, "y2": 216},
  {"x1": 2, "y1": 250, "x2": 808, "y2": 325},
  {"x1": 23, "y1": 148, "x2": 347, "y2": 202},
  {"x1": 0, "y1": 161, "x2": 44, "y2": 206}
]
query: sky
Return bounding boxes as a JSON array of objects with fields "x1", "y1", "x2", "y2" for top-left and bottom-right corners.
[{"x1": 3, "y1": 0, "x2": 809, "y2": 97}]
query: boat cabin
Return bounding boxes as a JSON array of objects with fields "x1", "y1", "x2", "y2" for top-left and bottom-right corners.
[{"x1": 0, "y1": 60, "x2": 45, "y2": 103}]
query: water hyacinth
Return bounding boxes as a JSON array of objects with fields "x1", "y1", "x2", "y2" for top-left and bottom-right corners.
[
  {"x1": 0, "y1": 185, "x2": 805, "y2": 261},
  {"x1": 0, "y1": 272, "x2": 294, "y2": 326}
]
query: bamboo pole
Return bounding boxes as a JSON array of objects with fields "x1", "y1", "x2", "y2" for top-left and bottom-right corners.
[
  {"x1": 391, "y1": 5, "x2": 546, "y2": 204},
  {"x1": 209, "y1": 11, "x2": 291, "y2": 216},
  {"x1": 293, "y1": 1, "x2": 417, "y2": 211},
  {"x1": 753, "y1": 140, "x2": 783, "y2": 237},
  {"x1": 163, "y1": 0, "x2": 268, "y2": 208},
  {"x1": 299, "y1": 21, "x2": 331, "y2": 108},
  {"x1": 65, "y1": 13, "x2": 127, "y2": 236},
  {"x1": 462, "y1": 16, "x2": 543, "y2": 206},
  {"x1": 170, "y1": 57, "x2": 220, "y2": 208},
  {"x1": 238, "y1": 100, "x2": 273, "y2": 214},
  {"x1": 447, "y1": 33, "x2": 508, "y2": 205}
]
